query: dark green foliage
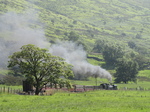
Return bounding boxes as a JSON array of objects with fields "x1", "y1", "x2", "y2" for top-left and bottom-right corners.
[
  {"x1": 68, "y1": 31, "x2": 79, "y2": 42},
  {"x1": 51, "y1": 19, "x2": 55, "y2": 24},
  {"x1": 93, "y1": 39, "x2": 108, "y2": 53},
  {"x1": 133, "y1": 54, "x2": 150, "y2": 70},
  {"x1": 1, "y1": 66, "x2": 25, "y2": 86},
  {"x1": 55, "y1": 29, "x2": 61, "y2": 35},
  {"x1": 114, "y1": 59, "x2": 139, "y2": 83},
  {"x1": 103, "y1": 44, "x2": 125, "y2": 66},
  {"x1": 3, "y1": 75, "x2": 24, "y2": 86},
  {"x1": 8, "y1": 66, "x2": 22, "y2": 77},
  {"x1": 121, "y1": 33, "x2": 126, "y2": 37},
  {"x1": 136, "y1": 33, "x2": 142, "y2": 39},
  {"x1": 128, "y1": 41, "x2": 136, "y2": 49},
  {"x1": 76, "y1": 41, "x2": 88, "y2": 51},
  {"x1": 0, "y1": 75, "x2": 4, "y2": 84},
  {"x1": 73, "y1": 20, "x2": 77, "y2": 24},
  {"x1": 68, "y1": 25, "x2": 74, "y2": 28}
]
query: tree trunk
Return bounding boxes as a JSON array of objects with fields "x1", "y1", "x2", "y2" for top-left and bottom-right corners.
[
  {"x1": 35, "y1": 83, "x2": 41, "y2": 95},
  {"x1": 35, "y1": 87, "x2": 40, "y2": 95}
]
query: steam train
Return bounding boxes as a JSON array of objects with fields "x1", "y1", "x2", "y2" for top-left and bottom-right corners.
[
  {"x1": 23, "y1": 80, "x2": 117, "y2": 93},
  {"x1": 72, "y1": 83, "x2": 117, "y2": 92}
]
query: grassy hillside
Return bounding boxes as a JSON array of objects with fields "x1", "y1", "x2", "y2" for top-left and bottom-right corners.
[
  {"x1": 1, "y1": 0, "x2": 150, "y2": 52},
  {"x1": 36, "y1": 0, "x2": 150, "y2": 52}
]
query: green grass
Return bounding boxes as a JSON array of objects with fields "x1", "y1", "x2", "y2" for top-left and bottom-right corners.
[
  {"x1": 117, "y1": 82, "x2": 150, "y2": 90},
  {"x1": 137, "y1": 70, "x2": 150, "y2": 82},
  {"x1": 138, "y1": 70, "x2": 150, "y2": 78},
  {"x1": 1, "y1": 69, "x2": 150, "y2": 112},
  {"x1": 0, "y1": 69, "x2": 10, "y2": 75},
  {"x1": 87, "y1": 58, "x2": 105, "y2": 66},
  {"x1": 0, "y1": 85, "x2": 22, "y2": 90},
  {"x1": 87, "y1": 54, "x2": 105, "y2": 66},
  {"x1": 0, "y1": 90, "x2": 150, "y2": 112}
]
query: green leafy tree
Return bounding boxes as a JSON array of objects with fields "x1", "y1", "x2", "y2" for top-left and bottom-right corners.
[
  {"x1": 93, "y1": 39, "x2": 125, "y2": 67},
  {"x1": 103, "y1": 44, "x2": 125, "y2": 66},
  {"x1": 133, "y1": 54, "x2": 150, "y2": 70},
  {"x1": 76, "y1": 41, "x2": 88, "y2": 51},
  {"x1": 127, "y1": 51, "x2": 150, "y2": 70},
  {"x1": 136, "y1": 33, "x2": 142, "y2": 39},
  {"x1": 93, "y1": 39, "x2": 108, "y2": 53},
  {"x1": 114, "y1": 59, "x2": 139, "y2": 83},
  {"x1": 3, "y1": 75, "x2": 24, "y2": 86},
  {"x1": 68, "y1": 31, "x2": 79, "y2": 42},
  {"x1": 8, "y1": 44, "x2": 73, "y2": 95},
  {"x1": 128, "y1": 41, "x2": 136, "y2": 49}
]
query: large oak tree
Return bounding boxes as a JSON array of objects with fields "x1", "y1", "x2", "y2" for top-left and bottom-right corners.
[{"x1": 8, "y1": 44, "x2": 73, "y2": 95}]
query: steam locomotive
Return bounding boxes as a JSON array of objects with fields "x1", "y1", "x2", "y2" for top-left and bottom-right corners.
[{"x1": 72, "y1": 83, "x2": 117, "y2": 92}]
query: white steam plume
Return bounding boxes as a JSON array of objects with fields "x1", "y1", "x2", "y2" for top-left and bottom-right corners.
[
  {"x1": 0, "y1": 12, "x2": 112, "y2": 82},
  {"x1": 0, "y1": 12, "x2": 49, "y2": 68},
  {"x1": 50, "y1": 41, "x2": 112, "y2": 81}
]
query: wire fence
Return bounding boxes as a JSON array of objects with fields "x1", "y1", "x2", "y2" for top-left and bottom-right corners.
[
  {"x1": 0, "y1": 86, "x2": 22, "y2": 94},
  {"x1": 118, "y1": 87, "x2": 150, "y2": 91},
  {"x1": 0, "y1": 86, "x2": 149, "y2": 95}
]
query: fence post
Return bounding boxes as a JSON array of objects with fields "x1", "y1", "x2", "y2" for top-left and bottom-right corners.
[
  {"x1": 3, "y1": 86, "x2": 5, "y2": 93},
  {"x1": 7, "y1": 87, "x2": 10, "y2": 93},
  {"x1": 10, "y1": 87, "x2": 12, "y2": 94},
  {"x1": 13, "y1": 89, "x2": 15, "y2": 94}
]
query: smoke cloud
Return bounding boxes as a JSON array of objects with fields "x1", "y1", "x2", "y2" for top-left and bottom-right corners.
[
  {"x1": 0, "y1": 12, "x2": 49, "y2": 68},
  {"x1": 50, "y1": 41, "x2": 112, "y2": 81},
  {"x1": 0, "y1": 11, "x2": 112, "y2": 81}
]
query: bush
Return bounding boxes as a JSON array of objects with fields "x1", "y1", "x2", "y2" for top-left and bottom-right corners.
[{"x1": 3, "y1": 75, "x2": 24, "y2": 86}]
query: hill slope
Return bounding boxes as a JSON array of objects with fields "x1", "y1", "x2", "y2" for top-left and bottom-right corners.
[{"x1": 0, "y1": 0, "x2": 150, "y2": 59}]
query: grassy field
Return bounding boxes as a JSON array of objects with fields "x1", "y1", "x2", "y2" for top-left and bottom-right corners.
[
  {"x1": 1, "y1": 70, "x2": 150, "y2": 112},
  {"x1": 0, "y1": 85, "x2": 22, "y2": 90},
  {"x1": 0, "y1": 90, "x2": 150, "y2": 112}
]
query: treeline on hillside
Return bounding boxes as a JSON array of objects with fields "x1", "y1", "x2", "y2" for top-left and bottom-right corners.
[
  {"x1": 93, "y1": 38, "x2": 150, "y2": 69},
  {"x1": 93, "y1": 38, "x2": 150, "y2": 83},
  {"x1": 0, "y1": 67, "x2": 25, "y2": 86}
]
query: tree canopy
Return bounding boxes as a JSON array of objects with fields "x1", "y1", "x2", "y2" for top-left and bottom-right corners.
[
  {"x1": 68, "y1": 31, "x2": 79, "y2": 42},
  {"x1": 103, "y1": 44, "x2": 125, "y2": 66},
  {"x1": 8, "y1": 44, "x2": 74, "y2": 95},
  {"x1": 114, "y1": 58, "x2": 139, "y2": 83},
  {"x1": 94, "y1": 39, "x2": 125, "y2": 66}
]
